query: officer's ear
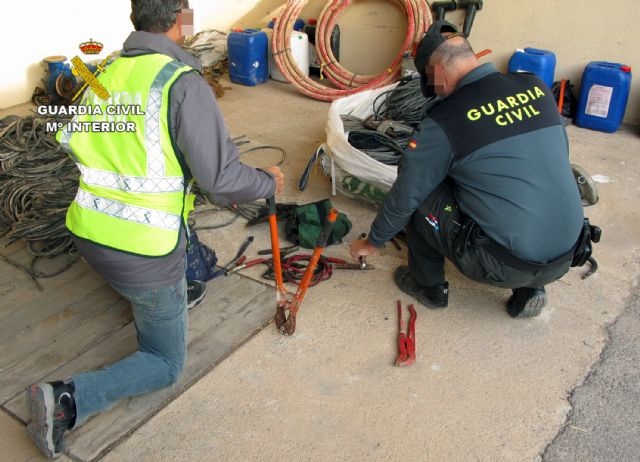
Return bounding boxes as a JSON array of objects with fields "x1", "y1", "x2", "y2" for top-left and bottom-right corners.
[{"x1": 437, "y1": 62, "x2": 456, "y2": 96}]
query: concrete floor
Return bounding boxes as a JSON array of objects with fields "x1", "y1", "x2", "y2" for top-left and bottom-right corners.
[
  {"x1": 543, "y1": 289, "x2": 640, "y2": 461},
  {"x1": 2, "y1": 77, "x2": 639, "y2": 461}
]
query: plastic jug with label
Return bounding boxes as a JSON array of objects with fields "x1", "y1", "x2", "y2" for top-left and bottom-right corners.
[{"x1": 575, "y1": 61, "x2": 632, "y2": 133}]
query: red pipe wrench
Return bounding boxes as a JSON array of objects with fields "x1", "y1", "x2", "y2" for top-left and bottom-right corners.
[{"x1": 396, "y1": 300, "x2": 417, "y2": 367}]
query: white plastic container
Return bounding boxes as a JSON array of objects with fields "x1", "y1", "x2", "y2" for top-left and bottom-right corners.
[{"x1": 263, "y1": 29, "x2": 309, "y2": 83}]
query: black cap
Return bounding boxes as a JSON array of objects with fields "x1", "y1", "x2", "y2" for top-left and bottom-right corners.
[
  {"x1": 414, "y1": 20, "x2": 462, "y2": 72},
  {"x1": 414, "y1": 20, "x2": 463, "y2": 97}
]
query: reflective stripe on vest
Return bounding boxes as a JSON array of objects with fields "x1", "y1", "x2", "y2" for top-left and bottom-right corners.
[
  {"x1": 145, "y1": 60, "x2": 183, "y2": 177},
  {"x1": 58, "y1": 54, "x2": 195, "y2": 257},
  {"x1": 74, "y1": 189, "x2": 181, "y2": 230},
  {"x1": 76, "y1": 164, "x2": 184, "y2": 193}
]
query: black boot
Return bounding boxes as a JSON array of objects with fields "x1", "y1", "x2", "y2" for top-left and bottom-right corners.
[
  {"x1": 26, "y1": 380, "x2": 76, "y2": 459},
  {"x1": 394, "y1": 266, "x2": 449, "y2": 309},
  {"x1": 507, "y1": 287, "x2": 547, "y2": 318}
]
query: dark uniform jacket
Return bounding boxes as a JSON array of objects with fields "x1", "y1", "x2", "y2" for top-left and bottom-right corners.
[{"x1": 369, "y1": 63, "x2": 583, "y2": 263}]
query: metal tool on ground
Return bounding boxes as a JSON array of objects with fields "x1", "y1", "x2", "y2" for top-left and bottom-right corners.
[
  {"x1": 267, "y1": 196, "x2": 337, "y2": 336},
  {"x1": 358, "y1": 233, "x2": 369, "y2": 269},
  {"x1": 396, "y1": 300, "x2": 417, "y2": 367},
  {"x1": 221, "y1": 235, "x2": 254, "y2": 275},
  {"x1": 333, "y1": 259, "x2": 375, "y2": 270},
  {"x1": 225, "y1": 256, "x2": 269, "y2": 275},
  {"x1": 257, "y1": 244, "x2": 298, "y2": 256}
]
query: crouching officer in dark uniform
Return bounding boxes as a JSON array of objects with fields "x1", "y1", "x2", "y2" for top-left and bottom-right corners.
[{"x1": 350, "y1": 20, "x2": 596, "y2": 318}]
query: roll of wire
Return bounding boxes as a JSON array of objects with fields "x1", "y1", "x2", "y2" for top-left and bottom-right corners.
[{"x1": 273, "y1": 0, "x2": 432, "y2": 101}]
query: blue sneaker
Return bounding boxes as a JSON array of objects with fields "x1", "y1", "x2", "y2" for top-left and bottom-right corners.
[{"x1": 26, "y1": 380, "x2": 76, "y2": 459}]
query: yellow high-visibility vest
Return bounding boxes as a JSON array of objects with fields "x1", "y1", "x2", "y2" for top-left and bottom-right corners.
[{"x1": 57, "y1": 53, "x2": 196, "y2": 257}]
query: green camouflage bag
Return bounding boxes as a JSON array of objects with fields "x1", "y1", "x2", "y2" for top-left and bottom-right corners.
[{"x1": 284, "y1": 199, "x2": 352, "y2": 249}]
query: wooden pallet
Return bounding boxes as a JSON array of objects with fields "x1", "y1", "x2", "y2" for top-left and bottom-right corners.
[{"x1": 0, "y1": 240, "x2": 275, "y2": 461}]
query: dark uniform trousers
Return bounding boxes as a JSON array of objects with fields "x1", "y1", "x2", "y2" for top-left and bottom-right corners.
[{"x1": 407, "y1": 178, "x2": 572, "y2": 289}]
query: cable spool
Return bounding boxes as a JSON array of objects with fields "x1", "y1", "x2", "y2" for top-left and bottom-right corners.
[{"x1": 273, "y1": 0, "x2": 432, "y2": 101}]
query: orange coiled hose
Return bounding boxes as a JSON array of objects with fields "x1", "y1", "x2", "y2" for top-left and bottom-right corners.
[{"x1": 273, "y1": 0, "x2": 432, "y2": 102}]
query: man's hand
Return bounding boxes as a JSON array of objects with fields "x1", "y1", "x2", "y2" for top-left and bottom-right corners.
[
  {"x1": 264, "y1": 166, "x2": 284, "y2": 195},
  {"x1": 350, "y1": 238, "x2": 377, "y2": 261}
]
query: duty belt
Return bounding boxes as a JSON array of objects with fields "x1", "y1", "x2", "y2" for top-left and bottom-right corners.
[{"x1": 453, "y1": 215, "x2": 586, "y2": 273}]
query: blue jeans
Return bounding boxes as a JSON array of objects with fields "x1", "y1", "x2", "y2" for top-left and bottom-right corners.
[{"x1": 71, "y1": 277, "x2": 188, "y2": 427}]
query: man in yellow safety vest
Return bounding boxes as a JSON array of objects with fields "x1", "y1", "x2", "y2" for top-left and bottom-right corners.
[{"x1": 26, "y1": 1, "x2": 284, "y2": 458}]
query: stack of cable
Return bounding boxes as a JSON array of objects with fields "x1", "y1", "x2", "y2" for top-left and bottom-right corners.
[
  {"x1": 0, "y1": 116, "x2": 77, "y2": 254},
  {"x1": 372, "y1": 77, "x2": 438, "y2": 128},
  {"x1": 0, "y1": 115, "x2": 78, "y2": 285},
  {"x1": 340, "y1": 115, "x2": 410, "y2": 166},
  {"x1": 340, "y1": 78, "x2": 438, "y2": 166}
]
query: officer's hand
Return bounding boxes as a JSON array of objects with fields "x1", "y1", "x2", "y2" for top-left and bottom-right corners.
[
  {"x1": 264, "y1": 166, "x2": 284, "y2": 195},
  {"x1": 350, "y1": 238, "x2": 377, "y2": 261}
]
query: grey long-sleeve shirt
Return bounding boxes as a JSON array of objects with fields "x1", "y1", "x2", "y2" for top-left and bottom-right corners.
[{"x1": 74, "y1": 31, "x2": 275, "y2": 289}]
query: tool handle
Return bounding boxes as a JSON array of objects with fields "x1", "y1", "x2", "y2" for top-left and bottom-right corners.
[
  {"x1": 408, "y1": 305, "x2": 417, "y2": 340},
  {"x1": 558, "y1": 79, "x2": 567, "y2": 114},
  {"x1": 317, "y1": 209, "x2": 339, "y2": 248},
  {"x1": 266, "y1": 197, "x2": 285, "y2": 292},
  {"x1": 266, "y1": 196, "x2": 277, "y2": 216},
  {"x1": 294, "y1": 208, "x2": 338, "y2": 305},
  {"x1": 357, "y1": 233, "x2": 369, "y2": 269}
]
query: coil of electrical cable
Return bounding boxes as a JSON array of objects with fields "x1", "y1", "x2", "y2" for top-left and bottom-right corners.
[
  {"x1": 338, "y1": 78, "x2": 440, "y2": 165},
  {"x1": 273, "y1": 0, "x2": 432, "y2": 101},
  {"x1": 372, "y1": 77, "x2": 438, "y2": 128},
  {"x1": 0, "y1": 116, "x2": 77, "y2": 252},
  {"x1": 341, "y1": 114, "x2": 410, "y2": 165}
]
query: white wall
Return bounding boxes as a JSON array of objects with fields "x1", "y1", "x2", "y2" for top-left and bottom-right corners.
[
  {"x1": 0, "y1": 0, "x2": 407, "y2": 108},
  {"x1": 0, "y1": 1, "x2": 133, "y2": 109}
]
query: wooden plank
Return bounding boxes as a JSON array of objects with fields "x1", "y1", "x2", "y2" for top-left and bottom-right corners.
[
  {"x1": 4, "y1": 274, "x2": 265, "y2": 421},
  {"x1": 0, "y1": 259, "x2": 95, "y2": 314},
  {"x1": 0, "y1": 298, "x2": 132, "y2": 404},
  {"x1": 0, "y1": 266, "x2": 107, "y2": 329},
  {"x1": 3, "y1": 318, "x2": 138, "y2": 422},
  {"x1": 6, "y1": 278, "x2": 274, "y2": 461},
  {"x1": 0, "y1": 284, "x2": 122, "y2": 372},
  {"x1": 0, "y1": 239, "x2": 27, "y2": 256},
  {"x1": 193, "y1": 272, "x2": 243, "y2": 300},
  {"x1": 0, "y1": 245, "x2": 36, "y2": 291},
  {"x1": 67, "y1": 286, "x2": 274, "y2": 462}
]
